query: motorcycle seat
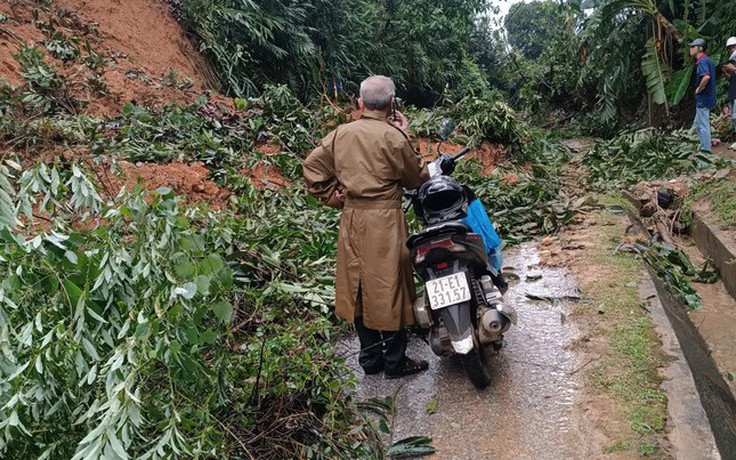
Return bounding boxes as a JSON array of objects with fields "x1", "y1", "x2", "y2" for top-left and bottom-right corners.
[{"x1": 407, "y1": 221, "x2": 469, "y2": 249}]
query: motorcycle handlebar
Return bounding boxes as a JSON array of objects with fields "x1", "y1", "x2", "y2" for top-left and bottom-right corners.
[
  {"x1": 402, "y1": 146, "x2": 470, "y2": 214},
  {"x1": 452, "y1": 147, "x2": 470, "y2": 162},
  {"x1": 402, "y1": 189, "x2": 417, "y2": 213}
]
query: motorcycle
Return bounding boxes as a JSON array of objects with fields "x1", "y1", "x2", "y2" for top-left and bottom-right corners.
[{"x1": 403, "y1": 121, "x2": 517, "y2": 389}]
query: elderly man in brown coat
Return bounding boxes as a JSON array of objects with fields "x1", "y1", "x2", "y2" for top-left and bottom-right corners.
[{"x1": 303, "y1": 76, "x2": 454, "y2": 378}]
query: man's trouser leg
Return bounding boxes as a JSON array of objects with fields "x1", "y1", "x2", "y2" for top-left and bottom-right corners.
[
  {"x1": 730, "y1": 100, "x2": 736, "y2": 132},
  {"x1": 382, "y1": 329, "x2": 407, "y2": 375},
  {"x1": 694, "y1": 106, "x2": 712, "y2": 152},
  {"x1": 354, "y1": 317, "x2": 384, "y2": 374}
]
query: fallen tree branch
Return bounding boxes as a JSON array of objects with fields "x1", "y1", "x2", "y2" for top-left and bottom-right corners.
[
  {"x1": 567, "y1": 357, "x2": 596, "y2": 376},
  {"x1": 0, "y1": 25, "x2": 23, "y2": 45}
]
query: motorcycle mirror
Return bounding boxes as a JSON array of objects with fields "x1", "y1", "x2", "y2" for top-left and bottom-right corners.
[{"x1": 437, "y1": 117, "x2": 456, "y2": 141}]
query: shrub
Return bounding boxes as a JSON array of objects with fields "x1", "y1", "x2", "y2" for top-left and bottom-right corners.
[
  {"x1": 0, "y1": 163, "x2": 380, "y2": 459},
  {"x1": 15, "y1": 45, "x2": 77, "y2": 115}
]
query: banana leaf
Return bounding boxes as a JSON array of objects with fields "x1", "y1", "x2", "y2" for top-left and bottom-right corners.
[
  {"x1": 641, "y1": 38, "x2": 669, "y2": 108},
  {"x1": 666, "y1": 65, "x2": 693, "y2": 106}
]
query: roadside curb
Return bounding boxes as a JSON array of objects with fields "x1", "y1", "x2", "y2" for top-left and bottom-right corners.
[
  {"x1": 639, "y1": 276, "x2": 720, "y2": 459},
  {"x1": 619, "y1": 198, "x2": 736, "y2": 458},
  {"x1": 647, "y1": 271, "x2": 736, "y2": 458},
  {"x1": 690, "y1": 211, "x2": 736, "y2": 300}
]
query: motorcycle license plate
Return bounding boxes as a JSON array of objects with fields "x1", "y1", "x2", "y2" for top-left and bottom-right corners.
[{"x1": 426, "y1": 272, "x2": 471, "y2": 310}]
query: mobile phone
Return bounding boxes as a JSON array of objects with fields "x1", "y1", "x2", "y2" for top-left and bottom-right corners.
[{"x1": 391, "y1": 97, "x2": 402, "y2": 121}]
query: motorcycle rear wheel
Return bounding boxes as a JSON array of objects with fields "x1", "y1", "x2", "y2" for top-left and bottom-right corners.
[{"x1": 460, "y1": 343, "x2": 491, "y2": 389}]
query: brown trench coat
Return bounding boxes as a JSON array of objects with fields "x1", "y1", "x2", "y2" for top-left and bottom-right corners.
[{"x1": 303, "y1": 111, "x2": 430, "y2": 331}]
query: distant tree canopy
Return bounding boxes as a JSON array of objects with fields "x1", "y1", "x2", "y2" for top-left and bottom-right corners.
[
  {"x1": 174, "y1": 0, "x2": 492, "y2": 105},
  {"x1": 467, "y1": 15, "x2": 507, "y2": 91},
  {"x1": 502, "y1": 0, "x2": 736, "y2": 132},
  {"x1": 173, "y1": 0, "x2": 736, "y2": 130},
  {"x1": 504, "y1": 1, "x2": 562, "y2": 59}
]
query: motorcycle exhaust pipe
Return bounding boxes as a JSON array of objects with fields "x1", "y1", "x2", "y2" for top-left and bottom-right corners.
[
  {"x1": 413, "y1": 294, "x2": 432, "y2": 328},
  {"x1": 481, "y1": 309, "x2": 510, "y2": 335}
]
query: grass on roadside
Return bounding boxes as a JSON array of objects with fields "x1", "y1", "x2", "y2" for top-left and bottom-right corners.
[
  {"x1": 684, "y1": 177, "x2": 736, "y2": 229},
  {"x1": 574, "y1": 208, "x2": 669, "y2": 457}
]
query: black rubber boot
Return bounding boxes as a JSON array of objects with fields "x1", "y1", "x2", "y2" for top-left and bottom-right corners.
[
  {"x1": 381, "y1": 328, "x2": 408, "y2": 376},
  {"x1": 354, "y1": 317, "x2": 384, "y2": 374}
]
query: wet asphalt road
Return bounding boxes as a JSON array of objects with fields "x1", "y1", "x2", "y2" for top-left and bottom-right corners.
[{"x1": 342, "y1": 244, "x2": 599, "y2": 459}]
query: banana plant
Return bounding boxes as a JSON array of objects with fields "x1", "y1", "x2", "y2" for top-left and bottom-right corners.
[
  {"x1": 634, "y1": 0, "x2": 679, "y2": 115},
  {"x1": 642, "y1": 37, "x2": 670, "y2": 112},
  {"x1": 594, "y1": 0, "x2": 680, "y2": 116}
]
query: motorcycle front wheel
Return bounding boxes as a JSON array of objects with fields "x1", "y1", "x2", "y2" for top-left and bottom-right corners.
[{"x1": 460, "y1": 337, "x2": 491, "y2": 389}]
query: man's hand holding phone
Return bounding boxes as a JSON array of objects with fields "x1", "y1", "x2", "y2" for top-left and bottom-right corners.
[
  {"x1": 390, "y1": 110, "x2": 409, "y2": 132},
  {"x1": 388, "y1": 97, "x2": 410, "y2": 132}
]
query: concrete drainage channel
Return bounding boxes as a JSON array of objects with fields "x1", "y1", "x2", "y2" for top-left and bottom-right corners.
[
  {"x1": 623, "y1": 195, "x2": 736, "y2": 458},
  {"x1": 690, "y1": 212, "x2": 736, "y2": 300},
  {"x1": 648, "y1": 272, "x2": 736, "y2": 458},
  {"x1": 641, "y1": 277, "x2": 721, "y2": 459}
]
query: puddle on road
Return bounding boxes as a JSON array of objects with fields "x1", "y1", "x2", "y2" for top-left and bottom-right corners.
[{"x1": 341, "y1": 243, "x2": 598, "y2": 459}]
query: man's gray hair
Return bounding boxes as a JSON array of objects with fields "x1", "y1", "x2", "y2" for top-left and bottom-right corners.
[{"x1": 360, "y1": 76, "x2": 395, "y2": 110}]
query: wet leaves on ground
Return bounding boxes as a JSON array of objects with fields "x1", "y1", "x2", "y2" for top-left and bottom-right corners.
[
  {"x1": 386, "y1": 436, "x2": 436, "y2": 458},
  {"x1": 425, "y1": 397, "x2": 438, "y2": 415}
]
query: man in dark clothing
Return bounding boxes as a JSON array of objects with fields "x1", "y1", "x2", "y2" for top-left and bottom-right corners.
[
  {"x1": 689, "y1": 38, "x2": 716, "y2": 153},
  {"x1": 724, "y1": 36, "x2": 736, "y2": 149}
]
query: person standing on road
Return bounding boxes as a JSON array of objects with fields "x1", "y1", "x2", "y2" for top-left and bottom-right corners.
[
  {"x1": 723, "y1": 37, "x2": 736, "y2": 150},
  {"x1": 689, "y1": 38, "x2": 716, "y2": 154},
  {"x1": 303, "y1": 76, "x2": 454, "y2": 379}
]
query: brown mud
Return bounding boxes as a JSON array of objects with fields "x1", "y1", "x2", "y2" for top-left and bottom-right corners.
[
  {"x1": 0, "y1": 0, "x2": 209, "y2": 116},
  {"x1": 241, "y1": 163, "x2": 289, "y2": 190},
  {"x1": 96, "y1": 160, "x2": 230, "y2": 208},
  {"x1": 0, "y1": 3, "x2": 45, "y2": 86},
  {"x1": 416, "y1": 138, "x2": 508, "y2": 177},
  {"x1": 55, "y1": 0, "x2": 206, "y2": 88}
]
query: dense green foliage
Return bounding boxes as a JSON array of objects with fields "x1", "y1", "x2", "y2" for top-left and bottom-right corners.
[
  {"x1": 406, "y1": 96, "x2": 578, "y2": 242},
  {"x1": 172, "y1": 0, "x2": 491, "y2": 105},
  {"x1": 0, "y1": 34, "x2": 578, "y2": 456},
  {"x1": 3, "y1": 0, "x2": 735, "y2": 458},
  {"x1": 584, "y1": 129, "x2": 694, "y2": 190},
  {"x1": 163, "y1": 0, "x2": 736, "y2": 133},
  {"x1": 504, "y1": 1, "x2": 563, "y2": 60},
  {"x1": 0, "y1": 43, "x2": 413, "y2": 456},
  {"x1": 0, "y1": 159, "x2": 392, "y2": 459},
  {"x1": 168, "y1": 0, "x2": 736, "y2": 131},
  {"x1": 503, "y1": 0, "x2": 736, "y2": 131},
  {"x1": 457, "y1": 158, "x2": 578, "y2": 243},
  {"x1": 583, "y1": 128, "x2": 729, "y2": 191},
  {"x1": 0, "y1": 79, "x2": 383, "y2": 457}
]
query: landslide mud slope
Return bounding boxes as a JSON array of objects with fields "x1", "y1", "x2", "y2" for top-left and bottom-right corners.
[{"x1": 0, "y1": 0, "x2": 211, "y2": 115}]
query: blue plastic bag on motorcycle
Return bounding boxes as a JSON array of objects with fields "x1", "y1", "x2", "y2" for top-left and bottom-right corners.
[{"x1": 461, "y1": 198, "x2": 503, "y2": 271}]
